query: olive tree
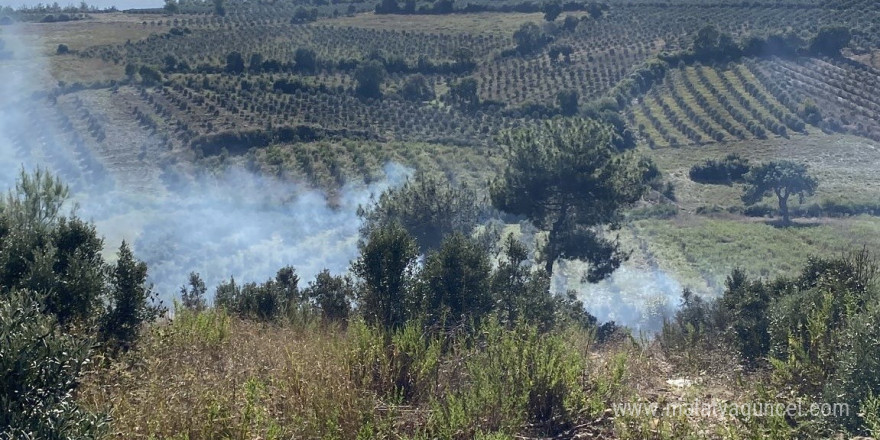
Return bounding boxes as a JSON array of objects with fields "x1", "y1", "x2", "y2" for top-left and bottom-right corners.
[{"x1": 742, "y1": 161, "x2": 818, "y2": 225}]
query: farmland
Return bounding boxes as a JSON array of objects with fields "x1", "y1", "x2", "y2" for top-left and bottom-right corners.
[
  {"x1": 2, "y1": 0, "x2": 880, "y2": 296},
  {"x1": 5, "y1": 0, "x2": 880, "y2": 438}
]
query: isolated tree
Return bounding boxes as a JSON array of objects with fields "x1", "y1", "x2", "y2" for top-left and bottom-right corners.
[
  {"x1": 542, "y1": 1, "x2": 562, "y2": 22},
  {"x1": 138, "y1": 65, "x2": 162, "y2": 85},
  {"x1": 452, "y1": 47, "x2": 475, "y2": 71},
  {"x1": 225, "y1": 51, "x2": 245, "y2": 74},
  {"x1": 352, "y1": 223, "x2": 419, "y2": 329},
  {"x1": 248, "y1": 53, "x2": 264, "y2": 73},
  {"x1": 448, "y1": 77, "x2": 480, "y2": 109},
  {"x1": 419, "y1": 233, "x2": 493, "y2": 330},
  {"x1": 557, "y1": 89, "x2": 578, "y2": 116},
  {"x1": 354, "y1": 60, "x2": 386, "y2": 98},
  {"x1": 809, "y1": 25, "x2": 851, "y2": 57},
  {"x1": 100, "y1": 241, "x2": 162, "y2": 351},
  {"x1": 562, "y1": 15, "x2": 579, "y2": 31},
  {"x1": 358, "y1": 173, "x2": 480, "y2": 253},
  {"x1": 294, "y1": 47, "x2": 317, "y2": 73},
  {"x1": 490, "y1": 119, "x2": 655, "y2": 279},
  {"x1": 179, "y1": 272, "x2": 206, "y2": 311},
  {"x1": 742, "y1": 161, "x2": 818, "y2": 225},
  {"x1": 798, "y1": 98, "x2": 822, "y2": 125},
  {"x1": 56, "y1": 44, "x2": 69, "y2": 55}
]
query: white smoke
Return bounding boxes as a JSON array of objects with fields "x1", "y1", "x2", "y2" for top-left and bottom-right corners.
[
  {"x1": 552, "y1": 260, "x2": 683, "y2": 333},
  {"x1": 1, "y1": 20, "x2": 690, "y2": 327},
  {"x1": 0, "y1": 23, "x2": 412, "y2": 302}
]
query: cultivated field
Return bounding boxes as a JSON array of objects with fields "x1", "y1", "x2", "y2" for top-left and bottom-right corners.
[{"x1": 2, "y1": 0, "x2": 880, "y2": 302}]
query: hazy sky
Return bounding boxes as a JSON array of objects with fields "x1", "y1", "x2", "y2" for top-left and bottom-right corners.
[{"x1": 0, "y1": 0, "x2": 163, "y2": 9}]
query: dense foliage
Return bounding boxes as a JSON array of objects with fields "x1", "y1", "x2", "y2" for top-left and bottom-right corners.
[
  {"x1": 491, "y1": 118, "x2": 656, "y2": 278},
  {"x1": 662, "y1": 248, "x2": 880, "y2": 432}
]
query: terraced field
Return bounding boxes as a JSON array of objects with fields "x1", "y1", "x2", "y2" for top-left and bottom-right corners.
[
  {"x1": 4, "y1": 0, "x2": 880, "y2": 307},
  {"x1": 626, "y1": 63, "x2": 808, "y2": 147}
]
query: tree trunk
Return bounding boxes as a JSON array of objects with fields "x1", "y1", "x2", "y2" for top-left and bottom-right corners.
[
  {"x1": 779, "y1": 193, "x2": 790, "y2": 225},
  {"x1": 545, "y1": 204, "x2": 569, "y2": 275}
]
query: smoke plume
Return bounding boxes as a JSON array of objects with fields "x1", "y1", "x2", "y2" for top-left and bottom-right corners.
[{"x1": 0, "y1": 23, "x2": 411, "y2": 302}]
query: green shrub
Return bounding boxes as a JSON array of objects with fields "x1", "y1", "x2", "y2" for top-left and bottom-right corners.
[
  {"x1": 170, "y1": 303, "x2": 231, "y2": 349},
  {"x1": 100, "y1": 242, "x2": 163, "y2": 351},
  {"x1": 347, "y1": 319, "x2": 441, "y2": 403},
  {"x1": 358, "y1": 173, "x2": 481, "y2": 253},
  {"x1": 304, "y1": 269, "x2": 353, "y2": 323},
  {"x1": 352, "y1": 223, "x2": 419, "y2": 329},
  {"x1": 429, "y1": 320, "x2": 586, "y2": 438},
  {"x1": 215, "y1": 266, "x2": 300, "y2": 321},
  {"x1": 0, "y1": 290, "x2": 105, "y2": 439},
  {"x1": 688, "y1": 153, "x2": 750, "y2": 185},
  {"x1": 419, "y1": 233, "x2": 493, "y2": 331}
]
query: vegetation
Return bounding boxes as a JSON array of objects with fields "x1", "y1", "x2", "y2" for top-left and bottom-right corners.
[
  {"x1": 689, "y1": 153, "x2": 750, "y2": 184},
  {"x1": 742, "y1": 160, "x2": 819, "y2": 225},
  {"x1": 4, "y1": 0, "x2": 880, "y2": 437},
  {"x1": 491, "y1": 118, "x2": 655, "y2": 278}
]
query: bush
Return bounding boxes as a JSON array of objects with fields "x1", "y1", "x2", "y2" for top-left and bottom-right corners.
[
  {"x1": 215, "y1": 266, "x2": 300, "y2": 321},
  {"x1": 688, "y1": 153, "x2": 750, "y2": 184},
  {"x1": 0, "y1": 290, "x2": 105, "y2": 439},
  {"x1": 429, "y1": 320, "x2": 586, "y2": 437}
]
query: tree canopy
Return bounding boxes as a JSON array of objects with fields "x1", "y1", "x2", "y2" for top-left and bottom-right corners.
[
  {"x1": 354, "y1": 60, "x2": 386, "y2": 98},
  {"x1": 358, "y1": 173, "x2": 481, "y2": 253},
  {"x1": 742, "y1": 161, "x2": 818, "y2": 225},
  {"x1": 490, "y1": 119, "x2": 655, "y2": 280}
]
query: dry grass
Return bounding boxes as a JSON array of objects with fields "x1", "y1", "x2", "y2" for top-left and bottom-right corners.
[
  {"x1": 77, "y1": 306, "x2": 794, "y2": 439},
  {"x1": 80, "y1": 311, "x2": 380, "y2": 439}
]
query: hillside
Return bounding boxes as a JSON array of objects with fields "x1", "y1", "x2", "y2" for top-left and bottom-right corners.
[{"x1": 2, "y1": 0, "x2": 880, "y2": 437}]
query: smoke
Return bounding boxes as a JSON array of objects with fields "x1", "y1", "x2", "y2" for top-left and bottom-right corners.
[
  {"x1": 0, "y1": 23, "x2": 412, "y2": 302},
  {"x1": 0, "y1": 21, "x2": 689, "y2": 327},
  {"x1": 552, "y1": 260, "x2": 683, "y2": 333},
  {"x1": 96, "y1": 163, "x2": 410, "y2": 300}
]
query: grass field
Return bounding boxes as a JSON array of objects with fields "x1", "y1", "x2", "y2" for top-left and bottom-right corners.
[{"x1": 646, "y1": 133, "x2": 880, "y2": 212}]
